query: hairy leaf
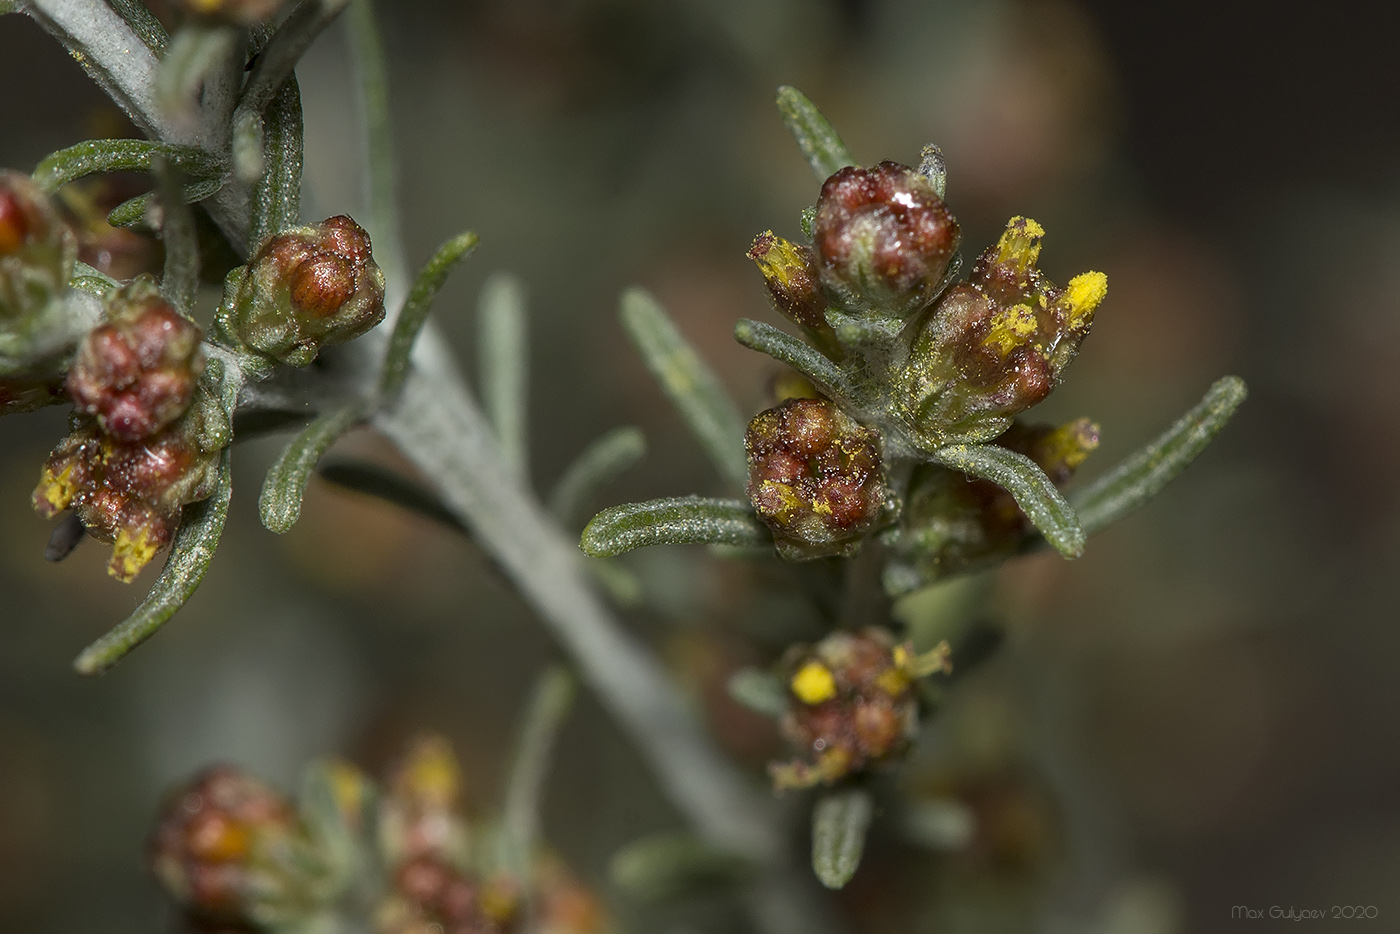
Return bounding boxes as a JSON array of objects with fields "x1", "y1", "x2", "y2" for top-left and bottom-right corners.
[
  {"x1": 379, "y1": 231, "x2": 479, "y2": 399},
  {"x1": 733, "y1": 318, "x2": 860, "y2": 412},
  {"x1": 620, "y1": 288, "x2": 749, "y2": 491},
  {"x1": 249, "y1": 79, "x2": 303, "y2": 246},
  {"x1": 73, "y1": 450, "x2": 232, "y2": 675},
  {"x1": 154, "y1": 24, "x2": 238, "y2": 126},
  {"x1": 107, "y1": 0, "x2": 168, "y2": 53},
  {"x1": 726, "y1": 667, "x2": 787, "y2": 717},
  {"x1": 499, "y1": 666, "x2": 575, "y2": 887},
  {"x1": 1073, "y1": 376, "x2": 1248, "y2": 535},
  {"x1": 934, "y1": 442, "x2": 1086, "y2": 559},
  {"x1": 32, "y1": 139, "x2": 223, "y2": 193},
  {"x1": 610, "y1": 832, "x2": 756, "y2": 903},
  {"x1": 812, "y1": 788, "x2": 874, "y2": 889},
  {"x1": 259, "y1": 403, "x2": 369, "y2": 534},
  {"x1": 153, "y1": 157, "x2": 198, "y2": 313},
  {"x1": 581, "y1": 496, "x2": 770, "y2": 558},
  {"x1": 106, "y1": 177, "x2": 224, "y2": 229},
  {"x1": 237, "y1": 0, "x2": 348, "y2": 118},
  {"x1": 479, "y1": 273, "x2": 529, "y2": 482},
  {"x1": 548, "y1": 426, "x2": 647, "y2": 527},
  {"x1": 776, "y1": 86, "x2": 858, "y2": 180}
]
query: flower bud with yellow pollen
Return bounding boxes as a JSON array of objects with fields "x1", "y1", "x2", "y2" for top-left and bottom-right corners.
[
  {"x1": 770, "y1": 628, "x2": 951, "y2": 791},
  {"x1": 900, "y1": 216, "x2": 1107, "y2": 445}
]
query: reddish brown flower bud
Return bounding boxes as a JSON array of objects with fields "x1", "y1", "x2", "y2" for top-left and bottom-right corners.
[
  {"x1": 747, "y1": 231, "x2": 829, "y2": 332},
  {"x1": 68, "y1": 276, "x2": 205, "y2": 440},
  {"x1": 769, "y1": 628, "x2": 950, "y2": 791},
  {"x1": 886, "y1": 418, "x2": 1099, "y2": 592},
  {"x1": 899, "y1": 217, "x2": 1107, "y2": 445},
  {"x1": 0, "y1": 169, "x2": 76, "y2": 327},
  {"x1": 745, "y1": 397, "x2": 886, "y2": 559},
  {"x1": 149, "y1": 766, "x2": 306, "y2": 926},
  {"x1": 812, "y1": 161, "x2": 959, "y2": 319},
  {"x1": 32, "y1": 396, "x2": 226, "y2": 581},
  {"x1": 218, "y1": 215, "x2": 385, "y2": 367},
  {"x1": 379, "y1": 734, "x2": 469, "y2": 867},
  {"x1": 377, "y1": 855, "x2": 519, "y2": 934},
  {"x1": 176, "y1": 0, "x2": 288, "y2": 26}
]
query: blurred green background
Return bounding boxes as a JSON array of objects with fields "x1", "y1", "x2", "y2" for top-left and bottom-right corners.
[{"x1": 2, "y1": 0, "x2": 1398, "y2": 931}]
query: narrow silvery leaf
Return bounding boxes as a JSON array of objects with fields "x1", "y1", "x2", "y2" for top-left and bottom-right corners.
[
  {"x1": 726, "y1": 668, "x2": 787, "y2": 717},
  {"x1": 620, "y1": 288, "x2": 749, "y2": 491},
  {"x1": 153, "y1": 156, "x2": 198, "y2": 313},
  {"x1": 154, "y1": 24, "x2": 238, "y2": 125},
  {"x1": 610, "y1": 832, "x2": 755, "y2": 903},
  {"x1": 107, "y1": 177, "x2": 223, "y2": 229},
  {"x1": 107, "y1": 0, "x2": 168, "y2": 53},
  {"x1": 917, "y1": 143, "x2": 947, "y2": 199},
  {"x1": 499, "y1": 666, "x2": 575, "y2": 888},
  {"x1": 581, "y1": 496, "x2": 769, "y2": 558},
  {"x1": 478, "y1": 273, "x2": 530, "y2": 482},
  {"x1": 812, "y1": 788, "x2": 874, "y2": 890},
  {"x1": 73, "y1": 450, "x2": 232, "y2": 675},
  {"x1": 259, "y1": 403, "x2": 369, "y2": 534},
  {"x1": 32, "y1": 139, "x2": 222, "y2": 193},
  {"x1": 318, "y1": 458, "x2": 468, "y2": 534},
  {"x1": 900, "y1": 799, "x2": 975, "y2": 852},
  {"x1": 249, "y1": 80, "x2": 303, "y2": 246},
  {"x1": 1072, "y1": 376, "x2": 1248, "y2": 535},
  {"x1": 548, "y1": 426, "x2": 647, "y2": 527},
  {"x1": 236, "y1": 0, "x2": 349, "y2": 118},
  {"x1": 346, "y1": 0, "x2": 405, "y2": 296},
  {"x1": 379, "y1": 231, "x2": 479, "y2": 399},
  {"x1": 733, "y1": 318, "x2": 860, "y2": 412},
  {"x1": 934, "y1": 442, "x2": 1086, "y2": 559},
  {"x1": 776, "y1": 86, "x2": 858, "y2": 180}
]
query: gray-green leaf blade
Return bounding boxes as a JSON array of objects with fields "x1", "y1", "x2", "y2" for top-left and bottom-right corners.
[
  {"x1": 811, "y1": 788, "x2": 874, "y2": 890},
  {"x1": 620, "y1": 288, "x2": 749, "y2": 491},
  {"x1": 259, "y1": 403, "x2": 368, "y2": 534},
  {"x1": 776, "y1": 86, "x2": 858, "y2": 180},
  {"x1": 379, "y1": 230, "x2": 479, "y2": 400},
  {"x1": 1072, "y1": 376, "x2": 1247, "y2": 535},
  {"x1": 935, "y1": 442, "x2": 1085, "y2": 558},
  {"x1": 581, "y1": 496, "x2": 769, "y2": 558}
]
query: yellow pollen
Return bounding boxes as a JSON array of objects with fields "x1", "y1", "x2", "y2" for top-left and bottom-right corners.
[
  {"x1": 750, "y1": 231, "x2": 808, "y2": 290},
  {"x1": 994, "y1": 216, "x2": 1045, "y2": 269},
  {"x1": 982, "y1": 303, "x2": 1038, "y2": 356},
  {"x1": 37, "y1": 464, "x2": 77, "y2": 514},
  {"x1": 875, "y1": 667, "x2": 911, "y2": 696},
  {"x1": 110, "y1": 527, "x2": 158, "y2": 582},
  {"x1": 791, "y1": 661, "x2": 837, "y2": 704},
  {"x1": 1064, "y1": 271, "x2": 1108, "y2": 327}
]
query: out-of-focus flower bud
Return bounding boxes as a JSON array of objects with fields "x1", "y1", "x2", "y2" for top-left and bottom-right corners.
[
  {"x1": 149, "y1": 766, "x2": 313, "y2": 927},
  {"x1": 217, "y1": 215, "x2": 385, "y2": 367},
  {"x1": 376, "y1": 855, "x2": 520, "y2": 934},
  {"x1": 812, "y1": 161, "x2": 959, "y2": 319},
  {"x1": 68, "y1": 276, "x2": 205, "y2": 441},
  {"x1": 176, "y1": 0, "x2": 288, "y2": 26},
  {"x1": 33, "y1": 388, "x2": 228, "y2": 581},
  {"x1": 886, "y1": 418, "x2": 1099, "y2": 591},
  {"x1": 0, "y1": 170, "x2": 76, "y2": 328},
  {"x1": 56, "y1": 177, "x2": 164, "y2": 281},
  {"x1": 769, "y1": 628, "x2": 950, "y2": 791},
  {"x1": 900, "y1": 217, "x2": 1107, "y2": 444},
  {"x1": 745, "y1": 397, "x2": 886, "y2": 559},
  {"x1": 533, "y1": 853, "x2": 609, "y2": 934},
  {"x1": 379, "y1": 734, "x2": 469, "y2": 867}
]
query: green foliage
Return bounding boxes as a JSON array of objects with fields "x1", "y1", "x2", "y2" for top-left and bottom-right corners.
[
  {"x1": 811, "y1": 788, "x2": 874, "y2": 890},
  {"x1": 259, "y1": 404, "x2": 370, "y2": 534},
  {"x1": 379, "y1": 230, "x2": 479, "y2": 399},
  {"x1": 581, "y1": 496, "x2": 770, "y2": 557}
]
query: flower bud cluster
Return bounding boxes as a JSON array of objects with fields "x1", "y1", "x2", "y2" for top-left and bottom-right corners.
[
  {"x1": 900, "y1": 217, "x2": 1107, "y2": 444},
  {"x1": 218, "y1": 215, "x2": 386, "y2": 367},
  {"x1": 149, "y1": 766, "x2": 311, "y2": 927},
  {"x1": 745, "y1": 396, "x2": 886, "y2": 558},
  {"x1": 888, "y1": 418, "x2": 1099, "y2": 589},
  {"x1": 67, "y1": 276, "x2": 205, "y2": 440},
  {"x1": 770, "y1": 627, "x2": 950, "y2": 791}
]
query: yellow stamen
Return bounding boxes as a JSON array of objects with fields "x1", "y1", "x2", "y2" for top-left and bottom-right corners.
[
  {"x1": 791, "y1": 661, "x2": 837, "y2": 704},
  {"x1": 35, "y1": 463, "x2": 77, "y2": 516},
  {"x1": 982, "y1": 303, "x2": 1038, "y2": 356},
  {"x1": 994, "y1": 216, "x2": 1045, "y2": 270},
  {"x1": 109, "y1": 527, "x2": 158, "y2": 582},
  {"x1": 1064, "y1": 271, "x2": 1108, "y2": 328},
  {"x1": 749, "y1": 231, "x2": 809, "y2": 291}
]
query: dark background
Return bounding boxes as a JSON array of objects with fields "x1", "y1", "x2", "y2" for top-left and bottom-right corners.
[{"x1": 1, "y1": 1, "x2": 1397, "y2": 931}]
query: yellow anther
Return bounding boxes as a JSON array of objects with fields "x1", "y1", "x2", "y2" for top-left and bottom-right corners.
[
  {"x1": 875, "y1": 667, "x2": 912, "y2": 696},
  {"x1": 994, "y1": 216, "x2": 1045, "y2": 270},
  {"x1": 401, "y1": 735, "x2": 461, "y2": 808},
  {"x1": 791, "y1": 661, "x2": 838, "y2": 704},
  {"x1": 37, "y1": 464, "x2": 77, "y2": 514},
  {"x1": 1064, "y1": 271, "x2": 1108, "y2": 327},
  {"x1": 982, "y1": 303, "x2": 1038, "y2": 356},
  {"x1": 110, "y1": 527, "x2": 158, "y2": 582},
  {"x1": 749, "y1": 231, "x2": 809, "y2": 290},
  {"x1": 1040, "y1": 418, "x2": 1101, "y2": 472}
]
